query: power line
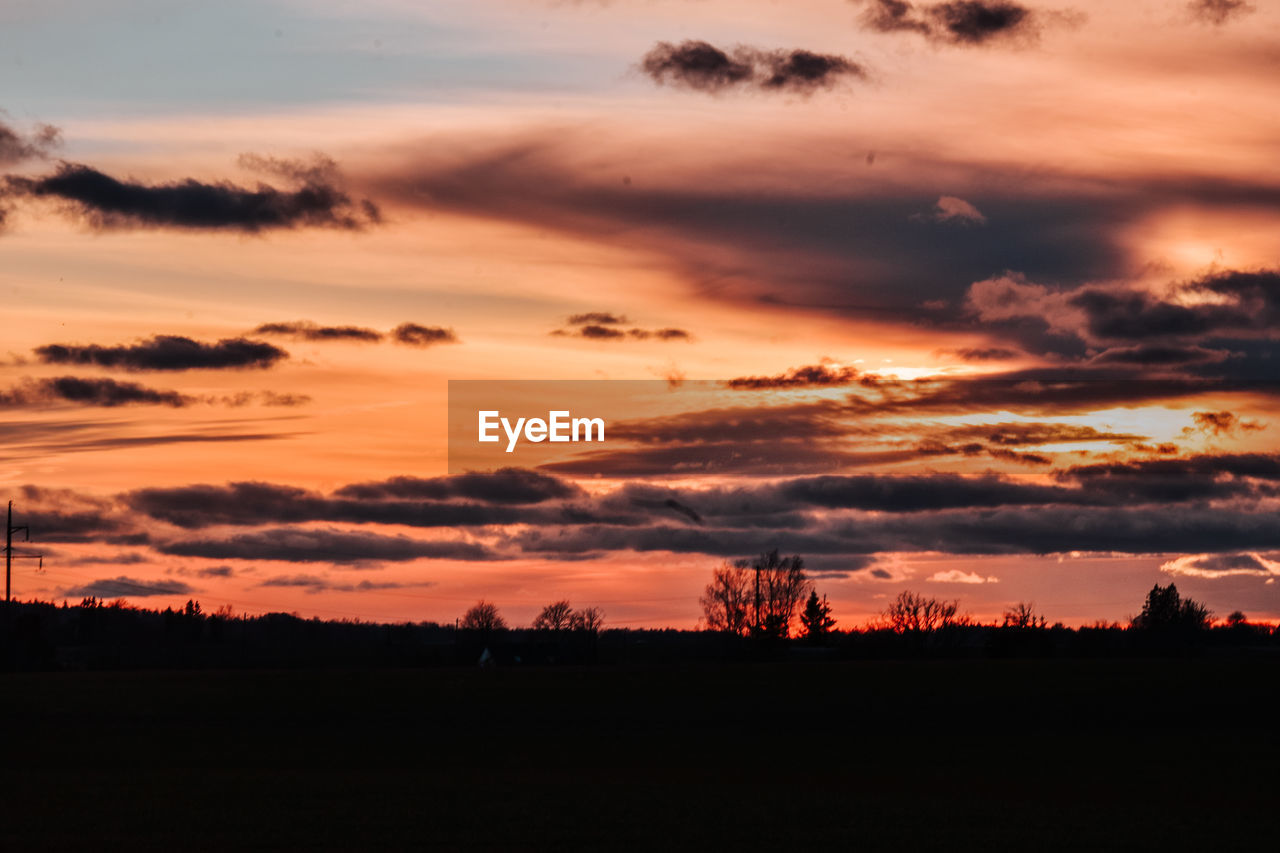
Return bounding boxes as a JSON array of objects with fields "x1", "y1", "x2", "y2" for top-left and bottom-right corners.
[{"x1": 5, "y1": 500, "x2": 44, "y2": 605}]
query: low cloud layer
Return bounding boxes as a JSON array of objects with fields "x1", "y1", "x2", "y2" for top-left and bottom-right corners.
[
  {"x1": 60, "y1": 576, "x2": 194, "y2": 599},
  {"x1": 0, "y1": 118, "x2": 60, "y2": 166},
  {"x1": 3, "y1": 155, "x2": 379, "y2": 232},
  {"x1": 252, "y1": 321, "x2": 384, "y2": 343},
  {"x1": 858, "y1": 0, "x2": 1045, "y2": 45},
  {"x1": 1, "y1": 376, "x2": 192, "y2": 407},
  {"x1": 641, "y1": 41, "x2": 866, "y2": 94},
  {"x1": 35, "y1": 336, "x2": 287, "y2": 371},
  {"x1": 392, "y1": 323, "x2": 458, "y2": 347},
  {"x1": 553, "y1": 313, "x2": 690, "y2": 341}
]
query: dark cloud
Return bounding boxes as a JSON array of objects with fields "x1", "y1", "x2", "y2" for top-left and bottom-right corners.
[
  {"x1": 858, "y1": 0, "x2": 1040, "y2": 45},
  {"x1": 726, "y1": 364, "x2": 860, "y2": 390},
  {"x1": 4, "y1": 155, "x2": 379, "y2": 232},
  {"x1": 861, "y1": 0, "x2": 935, "y2": 33},
  {"x1": 372, "y1": 136, "x2": 1169, "y2": 329},
  {"x1": 553, "y1": 323, "x2": 692, "y2": 341},
  {"x1": 509, "y1": 502, "x2": 1280, "y2": 561},
  {"x1": 1, "y1": 376, "x2": 192, "y2": 407},
  {"x1": 1182, "y1": 410, "x2": 1264, "y2": 437},
  {"x1": 0, "y1": 118, "x2": 60, "y2": 166},
  {"x1": 59, "y1": 576, "x2": 193, "y2": 599},
  {"x1": 252, "y1": 321, "x2": 383, "y2": 343},
  {"x1": 942, "y1": 346, "x2": 1021, "y2": 361},
  {"x1": 929, "y1": 0, "x2": 1034, "y2": 44},
  {"x1": 641, "y1": 41, "x2": 864, "y2": 94},
  {"x1": 0, "y1": 427, "x2": 296, "y2": 461},
  {"x1": 847, "y1": 367, "x2": 1233, "y2": 416},
  {"x1": 196, "y1": 565, "x2": 234, "y2": 578},
  {"x1": 573, "y1": 324, "x2": 624, "y2": 340},
  {"x1": 1187, "y1": 0, "x2": 1254, "y2": 25},
  {"x1": 640, "y1": 41, "x2": 754, "y2": 92},
  {"x1": 629, "y1": 496, "x2": 704, "y2": 525},
  {"x1": 936, "y1": 421, "x2": 1146, "y2": 447},
  {"x1": 757, "y1": 49, "x2": 865, "y2": 91},
  {"x1": 1089, "y1": 344, "x2": 1230, "y2": 366},
  {"x1": 1072, "y1": 270, "x2": 1280, "y2": 343},
  {"x1": 126, "y1": 481, "x2": 552, "y2": 529},
  {"x1": 567, "y1": 312, "x2": 627, "y2": 326},
  {"x1": 391, "y1": 323, "x2": 458, "y2": 347},
  {"x1": 778, "y1": 472, "x2": 1080, "y2": 511},
  {"x1": 335, "y1": 468, "x2": 585, "y2": 504},
  {"x1": 34, "y1": 335, "x2": 287, "y2": 371},
  {"x1": 158, "y1": 527, "x2": 499, "y2": 564},
  {"x1": 607, "y1": 400, "x2": 850, "y2": 446}
]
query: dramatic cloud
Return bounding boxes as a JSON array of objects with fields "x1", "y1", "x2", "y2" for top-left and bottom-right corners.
[
  {"x1": 1161, "y1": 552, "x2": 1279, "y2": 579},
  {"x1": 60, "y1": 576, "x2": 194, "y2": 599},
  {"x1": 929, "y1": 0, "x2": 1034, "y2": 44},
  {"x1": 35, "y1": 335, "x2": 287, "y2": 371},
  {"x1": 0, "y1": 377, "x2": 303, "y2": 410},
  {"x1": 567, "y1": 312, "x2": 627, "y2": 326},
  {"x1": 641, "y1": 41, "x2": 865, "y2": 94},
  {"x1": 335, "y1": 468, "x2": 585, "y2": 504},
  {"x1": 1182, "y1": 410, "x2": 1264, "y2": 437},
  {"x1": 252, "y1": 321, "x2": 383, "y2": 343},
  {"x1": 858, "y1": 0, "x2": 1042, "y2": 45},
  {"x1": 158, "y1": 528, "x2": 499, "y2": 564},
  {"x1": 1, "y1": 376, "x2": 192, "y2": 407},
  {"x1": 1187, "y1": 0, "x2": 1254, "y2": 25},
  {"x1": 3, "y1": 155, "x2": 379, "y2": 232},
  {"x1": 726, "y1": 364, "x2": 860, "y2": 389},
  {"x1": 939, "y1": 347, "x2": 1020, "y2": 361},
  {"x1": 552, "y1": 322, "x2": 691, "y2": 341},
  {"x1": 0, "y1": 118, "x2": 60, "y2": 166},
  {"x1": 1071, "y1": 270, "x2": 1280, "y2": 343},
  {"x1": 391, "y1": 323, "x2": 458, "y2": 347}
]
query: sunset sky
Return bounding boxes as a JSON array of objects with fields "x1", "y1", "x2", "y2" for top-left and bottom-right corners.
[{"x1": 2, "y1": 0, "x2": 1278, "y2": 628}]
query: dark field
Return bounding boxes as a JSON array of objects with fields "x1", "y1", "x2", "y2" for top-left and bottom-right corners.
[{"x1": 2, "y1": 658, "x2": 1276, "y2": 851}]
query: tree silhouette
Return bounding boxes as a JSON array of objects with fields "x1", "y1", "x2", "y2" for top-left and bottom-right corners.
[
  {"x1": 700, "y1": 563, "x2": 753, "y2": 636},
  {"x1": 882, "y1": 591, "x2": 959, "y2": 634},
  {"x1": 1002, "y1": 602, "x2": 1045, "y2": 629},
  {"x1": 1226, "y1": 610, "x2": 1247, "y2": 627},
  {"x1": 569, "y1": 606, "x2": 604, "y2": 634},
  {"x1": 700, "y1": 551, "x2": 810, "y2": 638},
  {"x1": 799, "y1": 590, "x2": 836, "y2": 642},
  {"x1": 744, "y1": 549, "x2": 809, "y2": 639},
  {"x1": 460, "y1": 600, "x2": 506, "y2": 631},
  {"x1": 1130, "y1": 583, "x2": 1210, "y2": 633},
  {"x1": 533, "y1": 600, "x2": 574, "y2": 632}
]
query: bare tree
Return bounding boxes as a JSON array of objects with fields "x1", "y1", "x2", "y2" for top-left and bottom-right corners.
[
  {"x1": 533, "y1": 600, "x2": 574, "y2": 631},
  {"x1": 569, "y1": 606, "x2": 604, "y2": 634},
  {"x1": 882, "y1": 591, "x2": 960, "y2": 633},
  {"x1": 460, "y1": 600, "x2": 506, "y2": 631},
  {"x1": 745, "y1": 549, "x2": 810, "y2": 639},
  {"x1": 701, "y1": 551, "x2": 810, "y2": 638},
  {"x1": 1002, "y1": 601, "x2": 1045, "y2": 629},
  {"x1": 700, "y1": 563, "x2": 753, "y2": 635}
]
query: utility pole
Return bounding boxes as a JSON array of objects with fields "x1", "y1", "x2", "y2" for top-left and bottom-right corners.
[{"x1": 6, "y1": 501, "x2": 43, "y2": 605}]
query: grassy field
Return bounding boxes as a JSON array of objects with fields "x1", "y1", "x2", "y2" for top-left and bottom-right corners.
[{"x1": 1, "y1": 658, "x2": 1276, "y2": 850}]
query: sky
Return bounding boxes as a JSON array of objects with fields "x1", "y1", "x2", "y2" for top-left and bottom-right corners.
[{"x1": 2, "y1": 0, "x2": 1279, "y2": 628}]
